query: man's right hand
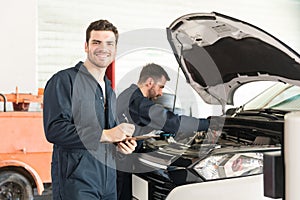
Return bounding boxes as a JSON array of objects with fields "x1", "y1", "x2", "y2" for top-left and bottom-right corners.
[{"x1": 100, "y1": 123, "x2": 135, "y2": 143}]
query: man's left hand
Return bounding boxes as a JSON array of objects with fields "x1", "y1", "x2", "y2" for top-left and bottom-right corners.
[{"x1": 117, "y1": 139, "x2": 137, "y2": 154}]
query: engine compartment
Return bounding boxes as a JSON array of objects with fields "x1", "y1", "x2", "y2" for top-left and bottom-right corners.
[{"x1": 142, "y1": 116, "x2": 283, "y2": 163}]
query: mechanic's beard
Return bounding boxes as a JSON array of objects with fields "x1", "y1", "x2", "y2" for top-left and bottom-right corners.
[{"x1": 149, "y1": 88, "x2": 158, "y2": 100}]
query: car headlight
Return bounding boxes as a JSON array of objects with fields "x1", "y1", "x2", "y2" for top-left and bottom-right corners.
[{"x1": 193, "y1": 153, "x2": 263, "y2": 180}]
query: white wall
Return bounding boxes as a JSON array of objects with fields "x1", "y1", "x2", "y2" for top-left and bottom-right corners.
[
  {"x1": 0, "y1": 0, "x2": 37, "y2": 93},
  {"x1": 1, "y1": 0, "x2": 300, "y2": 96}
]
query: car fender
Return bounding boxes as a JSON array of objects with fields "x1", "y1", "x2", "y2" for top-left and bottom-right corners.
[
  {"x1": 166, "y1": 174, "x2": 280, "y2": 200},
  {"x1": 0, "y1": 159, "x2": 44, "y2": 195}
]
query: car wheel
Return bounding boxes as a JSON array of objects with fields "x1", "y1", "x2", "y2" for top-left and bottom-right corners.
[{"x1": 0, "y1": 171, "x2": 33, "y2": 200}]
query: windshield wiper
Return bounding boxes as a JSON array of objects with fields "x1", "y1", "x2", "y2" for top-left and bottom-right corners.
[
  {"x1": 259, "y1": 108, "x2": 288, "y2": 116},
  {"x1": 236, "y1": 108, "x2": 287, "y2": 120}
]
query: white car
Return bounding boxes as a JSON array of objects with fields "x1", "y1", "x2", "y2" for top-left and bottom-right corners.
[{"x1": 132, "y1": 12, "x2": 300, "y2": 200}]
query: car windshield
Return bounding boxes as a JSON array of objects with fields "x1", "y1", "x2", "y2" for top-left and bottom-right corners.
[{"x1": 243, "y1": 82, "x2": 300, "y2": 112}]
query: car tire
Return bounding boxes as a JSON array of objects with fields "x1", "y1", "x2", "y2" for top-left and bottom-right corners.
[{"x1": 0, "y1": 171, "x2": 33, "y2": 200}]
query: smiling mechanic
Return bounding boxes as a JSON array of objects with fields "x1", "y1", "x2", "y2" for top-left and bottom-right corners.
[{"x1": 43, "y1": 19, "x2": 137, "y2": 200}]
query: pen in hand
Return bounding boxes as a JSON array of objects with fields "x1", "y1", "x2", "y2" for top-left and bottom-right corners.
[
  {"x1": 120, "y1": 113, "x2": 135, "y2": 142},
  {"x1": 122, "y1": 113, "x2": 129, "y2": 123}
]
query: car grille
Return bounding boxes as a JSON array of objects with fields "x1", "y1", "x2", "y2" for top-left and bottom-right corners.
[{"x1": 139, "y1": 173, "x2": 176, "y2": 200}]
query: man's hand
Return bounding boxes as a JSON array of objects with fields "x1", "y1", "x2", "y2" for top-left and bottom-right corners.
[
  {"x1": 206, "y1": 129, "x2": 222, "y2": 144},
  {"x1": 100, "y1": 123, "x2": 135, "y2": 143},
  {"x1": 117, "y1": 139, "x2": 137, "y2": 154}
]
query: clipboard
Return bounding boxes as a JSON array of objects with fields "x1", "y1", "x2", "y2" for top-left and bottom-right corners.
[{"x1": 123, "y1": 134, "x2": 160, "y2": 141}]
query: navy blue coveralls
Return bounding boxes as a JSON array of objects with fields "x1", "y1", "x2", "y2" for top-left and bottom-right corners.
[{"x1": 43, "y1": 62, "x2": 118, "y2": 200}]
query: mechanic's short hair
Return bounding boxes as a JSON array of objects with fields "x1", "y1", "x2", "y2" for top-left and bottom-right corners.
[
  {"x1": 86, "y1": 19, "x2": 119, "y2": 44},
  {"x1": 138, "y1": 63, "x2": 170, "y2": 84}
]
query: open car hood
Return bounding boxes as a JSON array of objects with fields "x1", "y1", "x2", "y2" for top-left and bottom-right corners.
[{"x1": 167, "y1": 12, "x2": 300, "y2": 106}]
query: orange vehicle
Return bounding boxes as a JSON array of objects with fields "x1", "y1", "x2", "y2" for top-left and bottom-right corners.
[
  {"x1": 0, "y1": 63, "x2": 115, "y2": 199},
  {"x1": 0, "y1": 87, "x2": 52, "y2": 199}
]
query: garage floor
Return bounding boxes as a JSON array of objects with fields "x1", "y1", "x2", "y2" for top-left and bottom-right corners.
[{"x1": 33, "y1": 185, "x2": 52, "y2": 200}]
